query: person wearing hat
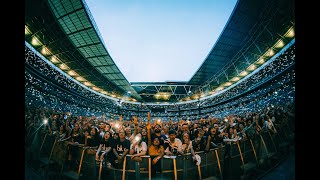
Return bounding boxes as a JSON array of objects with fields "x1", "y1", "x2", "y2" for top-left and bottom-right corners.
[
  {"x1": 151, "y1": 124, "x2": 167, "y2": 146},
  {"x1": 164, "y1": 130, "x2": 183, "y2": 155}
]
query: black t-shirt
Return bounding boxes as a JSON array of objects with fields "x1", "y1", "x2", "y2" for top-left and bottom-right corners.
[
  {"x1": 87, "y1": 136, "x2": 100, "y2": 147},
  {"x1": 100, "y1": 138, "x2": 114, "y2": 151},
  {"x1": 78, "y1": 135, "x2": 86, "y2": 144},
  {"x1": 192, "y1": 137, "x2": 206, "y2": 152},
  {"x1": 207, "y1": 131, "x2": 224, "y2": 145},
  {"x1": 114, "y1": 138, "x2": 130, "y2": 155},
  {"x1": 70, "y1": 129, "x2": 81, "y2": 142}
]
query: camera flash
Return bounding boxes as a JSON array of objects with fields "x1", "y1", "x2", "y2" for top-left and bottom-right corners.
[
  {"x1": 135, "y1": 136, "x2": 141, "y2": 142},
  {"x1": 115, "y1": 123, "x2": 119, "y2": 129}
]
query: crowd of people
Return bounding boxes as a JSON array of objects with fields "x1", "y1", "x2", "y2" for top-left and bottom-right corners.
[
  {"x1": 25, "y1": 99, "x2": 294, "y2": 178},
  {"x1": 25, "y1": 43, "x2": 295, "y2": 120},
  {"x1": 25, "y1": 40, "x2": 295, "y2": 179}
]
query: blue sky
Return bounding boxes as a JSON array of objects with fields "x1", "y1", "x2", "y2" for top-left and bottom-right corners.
[{"x1": 85, "y1": 0, "x2": 238, "y2": 82}]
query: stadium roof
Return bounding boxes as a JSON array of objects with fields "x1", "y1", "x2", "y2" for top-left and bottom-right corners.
[{"x1": 25, "y1": 0, "x2": 295, "y2": 103}]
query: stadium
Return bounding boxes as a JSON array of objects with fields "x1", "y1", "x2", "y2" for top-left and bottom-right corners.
[{"x1": 25, "y1": 0, "x2": 295, "y2": 179}]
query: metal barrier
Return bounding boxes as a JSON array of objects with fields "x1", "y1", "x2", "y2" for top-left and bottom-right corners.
[
  {"x1": 82, "y1": 149, "x2": 226, "y2": 180},
  {"x1": 260, "y1": 131, "x2": 277, "y2": 158},
  {"x1": 238, "y1": 139, "x2": 258, "y2": 177},
  {"x1": 51, "y1": 140, "x2": 69, "y2": 174},
  {"x1": 27, "y1": 126, "x2": 294, "y2": 180}
]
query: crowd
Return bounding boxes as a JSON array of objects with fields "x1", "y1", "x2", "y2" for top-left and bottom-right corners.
[
  {"x1": 25, "y1": 40, "x2": 295, "y2": 179},
  {"x1": 25, "y1": 98, "x2": 294, "y2": 178},
  {"x1": 25, "y1": 44, "x2": 295, "y2": 120}
]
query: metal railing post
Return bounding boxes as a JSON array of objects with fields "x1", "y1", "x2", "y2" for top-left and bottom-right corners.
[
  {"x1": 122, "y1": 156, "x2": 127, "y2": 180},
  {"x1": 78, "y1": 148, "x2": 86, "y2": 176},
  {"x1": 214, "y1": 149, "x2": 223, "y2": 180}
]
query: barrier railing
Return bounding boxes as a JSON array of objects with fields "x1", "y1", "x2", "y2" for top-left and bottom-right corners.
[{"x1": 27, "y1": 123, "x2": 294, "y2": 180}]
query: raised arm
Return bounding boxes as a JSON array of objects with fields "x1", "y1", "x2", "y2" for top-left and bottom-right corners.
[
  {"x1": 147, "y1": 112, "x2": 152, "y2": 147},
  {"x1": 190, "y1": 143, "x2": 196, "y2": 157},
  {"x1": 132, "y1": 116, "x2": 139, "y2": 136},
  {"x1": 95, "y1": 144, "x2": 103, "y2": 160},
  {"x1": 205, "y1": 135, "x2": 211, "y2": 151}
]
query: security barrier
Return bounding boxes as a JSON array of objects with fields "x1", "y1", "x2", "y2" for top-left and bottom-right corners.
[{"x1": 26, "y1": 121, "x2": 294, "y2": 180}]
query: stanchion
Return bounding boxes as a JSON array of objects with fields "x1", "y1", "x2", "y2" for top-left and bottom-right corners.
[
  {"x1": 26, "y1": 127, "x2": 32, "y2": 138},
  {"x1": 205, "y1": 152, "x2": 208, "y2": 175},
  {"x1": 214, "y1": 149, "x2": 223, "y2": 180},
  {"x1": 40, "y1": 133, "x2": 48, "y2": 152},
  {"x1": 183, "y1": 154, "x2": 187, "y2": 180},
  {"x1": 122, "y1": 156, "x2": 127, "y2": 180},
  {"x1": 148, "y1": 157, "x2": 151, "y2": 180},
  {"x1": 249, "y1": 139, "x2": 259, "y2": 166},
  {"x1": 78, "y1": 148, "x2": 86, "y2": 176},
  {"x1": 268, "y1": 130, "x2": 277, "y2": 153},
  {"x1": 260, "y1": 135, "x2": 269, "y2": 157},
  {"x1": 197, "y1": 163, "x2": 202, "y2": 180},
  {"x1": 173, "y1": 157, "x2": 177, "y2": 180},
  {"x1": 98, "y1": 159, "x2": 103, "y2": 180},
  {"x1": 135, "y1": 162, "x2": 140, "y2": 180},
  {"x1": 48, "y1": 138, "x2": 57, "y2": 163},
  {"x1": 236, "y1": 141, "x2": 245, "y2": 168}
]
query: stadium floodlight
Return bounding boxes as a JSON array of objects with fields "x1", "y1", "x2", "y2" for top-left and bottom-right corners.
[
  {"x1": 285, "y1": 27, "x2": 294, "y2": 38},
  {"x1": 68, "y1": 70, "x2": 78, "y2": 77},
  {"x1": 41, "y1": 46, "x2": 51, "y2": 55},
  {"x1": 239, "y1": 71, "x2": 248, "y2": 77},
  {"x1": 76, "y1": 76, "x2": 86, "y2": 82},
  {"x1": 31, "y1": 36, "x2": 42, "y2": 46},
  {"x1": 50, "y1": 56, "x2": 60, "y2": 64},
  {"x1": 247, "y1": 64, "x2": 256, "y2": 71},
  {"x1": 223, "y1": 82, "x2": 232, "y2": 87},
  {"x1": 84, "y1": 81, "x2": 94, "y2": 87},
  {"x1": 256, "y1": 58, "x2": 265, "y2": 65},
  {"x1": 59, "y1": 63, "x2": 70, "y2": 70},
  {"x1": 92, "y1": 86, "x2": 102, "y2": 91},
  {"x1": 230, "y1": 77, "x2": 240, "y2": 82},
  {"x1": 274, "y1": 39, "x2": 284, "y2": 49},
  {"x1": 25, "y1": 25, "x2": 31, "y2": 35}
]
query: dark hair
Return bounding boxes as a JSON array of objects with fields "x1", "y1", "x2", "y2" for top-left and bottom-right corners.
[
  {"x1": 169, "y1": 129, "x2": 176, "y2": 135},
  {"x1": 207, "y1": 126, "x2": 216, "y2": 136},
  {"x1": 152, "y1": 136, "x2": 160, "y2": 142},
  {"x1": 83, "y1": 129, "x2": 90, "y2": 134},
  {"x1": 104, "y1": 130, "x2": 113, "y2": 138},
  {"x1": 113, "y1": 132, "x2": 119, "y2": 137}
]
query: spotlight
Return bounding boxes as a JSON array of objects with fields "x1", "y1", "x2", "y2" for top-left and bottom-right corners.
[{"x1": 43, "y1": 118, "x2": 48, "y2": 125}]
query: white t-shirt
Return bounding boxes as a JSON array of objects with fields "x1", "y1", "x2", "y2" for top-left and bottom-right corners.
[
  {"x1": 181, "y1": 142, "x2": 192, "y2": 153},
  {"x1": 130, "y1": 141, "x2": 147, "y2": 154},
  {"x1": 164, "y1": 138, "x2": 183, "y2": 154}
]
